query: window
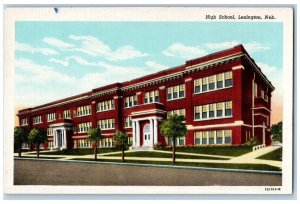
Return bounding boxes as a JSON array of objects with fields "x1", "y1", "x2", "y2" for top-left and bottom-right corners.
[
  {"x1": 167, "y1": 84, "x2": 185, "y2": 100},
  {"x1": 261, "y1": 89, "x2": 265, "y2": 99},
  {"x1": 208, "y1": 75, "x2": 216, "y2": 90},
  {"x1": 195, "y1": 132, "x2": 201, "y2": 145},
  {"x1": 202, "y1": 77, "x2": 208, "y2": 92},
  {"x1": 209, "y1": 104, "x2": 215, "y2": 118},
  {"x1": 128, "y1": 137, "x2": 133, "y2": 146},
  {"x1": 225, "y1": 101, "x2": 232, "y2": 116},
  {"x1": 21, "y1": 118, "x2": 28, "y2": 126},
  {"x1": 217, "y1": 73, "x2": 224, "y2": 89},
  {"x1": 202, "y1": 105, "x2": 208, "y2": 119},
  {"x1": 78, "y1": 122, "x2": 92, "y2": 133},
  {"x1": 47, "y1": 128, "x2": 53, "y2": 136},
  {"x1": 168, "y1": 109, "x2": 186, "y2": 118},
  {"x1": 47, "y1": 113, "x2": 56, "y2": 122},
  {"x1": 216, "y1": 130, "x2": 223, "y2": 144},
  {"x1": 144, "y1": 90, "x2": 159, "y2": 104},
  {"x1": 125, "y1": 95, "x2": 138, "y2": 108},
  {"x1": 33, "y1": 116, "x2": 42, "y2": 124},
  {"x1": 195, "y1": 101, "x2": 232, "y2": 121},
  {"x1": 125, "y1": 117, "x2": 132, "y2": 128},
  {"x1": 225, "y1": 71, "x2": 233, "y2": 87},
  {"x1": 202, "y1": 131, "x2": 208, "y2": 145},
  {"x1": 225, "y1": 130, "x2": 232, "y2": 144},
  {"x1": 77, "y1": 105, "x2": 91, "y2": 117},
  {"x1": 97, "y1": 100, "x2": 115, "y2": 112},
  {"x1": 209, "y1": 131, "x2": 215, "y2": 144},
  {"x1": 98, "y1": 119, "x2": 115, "y2": 130},
  {"x1": 179, "y1": 137, "x2": 185, "y2": 145},
  {"x1": 63, "y1": 110, "x2": 71, "y2": 119},
  {"x1": 194, "y1": 79, "x2": 201, "y2": 93}
]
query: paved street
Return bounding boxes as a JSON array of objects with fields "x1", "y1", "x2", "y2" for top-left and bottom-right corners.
[{"x1": 14, "y1": 159, "x2": 282, "y2": 186}]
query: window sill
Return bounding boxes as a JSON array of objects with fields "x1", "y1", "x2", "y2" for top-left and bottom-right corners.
[
  {"x1": 194, "y1": 115, "x2": 233, "y2": 122},
  {"x1": 193, "y1": 85, "x2": 232, "y2": 95},
  {"x1": 76, "y1": 114, "x2": 92, "y2": 118},
  {"x1": 124, "y1": 105, "x2": 138, "y2": 109},
  {"x1": 166, "y1": 97, "x2": 185, "y2": 102},
  {"x1": 33, "y1": 122, "x2": 43, "y2": 125},
  {"x1": 100, "y1": 128, "x2": 115, "y2": 131},
  {"x1": 97, "y1": 109, "x2": 115, "y2": 113}
]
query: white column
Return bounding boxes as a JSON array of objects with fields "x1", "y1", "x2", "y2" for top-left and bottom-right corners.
[
  {"x1": 132, "y1": 121, "x2": 136, "y2": 147},
  {"x1": 154, "y1": 119, "x2": 158, "y2": 145},
  {"x1": 150, "y1": 119, "x2": 153, "y2": 146},
  {"x1": 136, "y1": 121, "x2": 140, "y2": 147},
  {"x1": 214, "y1": 131, "x2": 217, "y2": 144},
  {"x1": 222, "y1": 131, "x2": 225, "y2": 144},
  {"x1": 263, "y1": 122, "x2": 266, "y2": 145},
  {"x1": 63, "y1": 129, "x2": 67, "y2": 148},
  {"x1": 54, "y1": 130, "x2": 57, "y2": 148}
]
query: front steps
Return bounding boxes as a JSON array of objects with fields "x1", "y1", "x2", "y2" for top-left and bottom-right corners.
[{"x1": 130, "y1": 146, "x2": 153, "y2": 151}]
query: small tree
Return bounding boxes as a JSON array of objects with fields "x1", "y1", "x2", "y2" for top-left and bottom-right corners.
[
  {"x1": 114, "y1": 130, "x2": 129, "y2": 162},
  {"x1": 160, "y1": 115, "x2": 187, "y2": 164},
  {"x1": 87, "y1": 128, "x2": 102, "y2": 161},
  {"x1": 271, "y1": 121, "x2": 282, "y2": 143},
  {"x1": 28, "y1": 128, "x2": 47, "y2": 158},
  {"x1": 14, "y1": 126, "x2": 29, "y2": 157}
]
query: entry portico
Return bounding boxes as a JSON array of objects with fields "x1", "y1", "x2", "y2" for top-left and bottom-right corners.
[
  {"x1": 49, "y1": 119, "x2": 73, "y2": 150},
  {"x1": 130, "y1": 109, "x2": 165, "y2": 150}
]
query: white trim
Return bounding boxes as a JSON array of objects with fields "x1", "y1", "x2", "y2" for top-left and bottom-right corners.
[
  {"x1": 132, "y1": 116, "x2": 163, "y2": 122},
  {"x1": 187, "y1": 120, "x2": 248, "y2": 130},
  {"x1": 49, "y1": 123, "x2": 73, "y2": 127},
  {"x1": 166, "y1": 96, "x2": 185, "y2": 102},
  {"x1": 254, "y1": 113, "x2": 269, "y2": 118},
  {"x1": 72, "y1": 135, "x2": 88, "y2": 139},
  {"x1": 232, "y1": 65, "x2": 244, "y2": 70},
  {"x1": 159, "y1": 86, "x2": 165, "y2": 90},
  {"x1": 193, "y1": 85, "x2": 232, "y2": 95},
  {"x1": 184, "y1": 78, "x2": 192, "y2": 82},
  {"x1": 136, "y1": 92, "x2": 142, "y2": 95},
  {"x1": 194, "y1": 115, "x2": 232, "y2": 122},
  {"x1": 252, "y1": 107, "x2": 271, "y2": 112},
  {"x1": 130, "y1": 109, "x2": 166, "y2": 117}
]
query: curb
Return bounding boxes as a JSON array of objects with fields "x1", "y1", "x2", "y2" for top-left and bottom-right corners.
[{"x1": 14, "y1": 157, "x2": 282, "y2": 175}]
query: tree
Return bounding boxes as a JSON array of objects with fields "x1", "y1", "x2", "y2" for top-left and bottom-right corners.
[
  {"x1": 28, "y1": 128, "x2": 47, "y2": 158},
  {"x1": 87, "y1": 127, "x2": 102, "y2": 161},
  {"x1": 14, "y1": 126, "x2": 29, "y2": 157},
  {"x1": 114, "y1": 130, "x2": 129, "y2": 162},
  {"x1": 271, "y1": 121, "x2": 282, "y2": 143},
  {"x1": 160, "y1": 115, "x2": 187, "y2": 164}
]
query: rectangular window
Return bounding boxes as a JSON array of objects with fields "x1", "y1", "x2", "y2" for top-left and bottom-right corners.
[
  {"x1": 145, "y1": 90, "x2": 159, "y2": 104},
  {"x1": 125, "y1": 116, "x2": 132, "y2": 128},
  {"x1": 77, "y1": 105, "x2": 91, "y2": 117},
  {"x1": 225, "y1": 101, "x2": 232, "y2": 116},
  {"x1": 149, "y1": 91, "x2": 154, "y2": 103},
  {"x1": 195, "y1": 132, "x2": 201, "y2": 145},
  {"x1": 63, "y1": 110, "x2": 71, "y2": 119},
  {"x1": 209, "y1": 131, "x2": 215, "y2": 144},
  {"x1": 47, "y1": 128, "x2": 53, "y2": 136},
  {"x1": 194, "y1": 79, "x2": 201, "y2": 93},
  {"x1": 33, "y1": 116, "x2": 42, "y2": 124},
  {"x1": 202, "y1": 131, "x2": 208, "y2": 145},
  {"x1": 133, "y1": 95, "x2": 138, "y2": 106},
  {"x1": 202, "y1": 77, "x2": 208, "y2": 92},
  {"x1": 125, "y1": 95, "x2": 138, "y2": 108},
  {"x1": 47, "y1": 113, "x2": 56, "y2": 122},
  {"x1": 225, "y1": 130, "x2": 232, "y2": 144},
  {"x1": 217, "y1": 73, "x2": 224, "y2": 89},
  {"x1": 97, "y1": 100, "x2": 114, "y2": 112},
  {"x1": 155, "y1": 90, "x2": 159, "y2": 102},
  {"x1": 225, "y1": 71, "x2": 233, "y2": 87},
  {"x1": 167, "y1": 84, "x2": 185, "y2": 100},
  {"x1": 144, "y1": 92, "x2": 149, "y2": 104},
  {"x1": 78, "y1": 122, "x2": 92, "y2": 133},
  {"x1": 21, "y1": 118, "x2": 28, "y2": 126},
  {"x1": 261, "y1": 89, "x2": 265, "y2": 99},
  {"x1": 202, "y1": 105, "x2": 208, "y2": 119},
  {"x1": 209, "y1": 104, "x2": 215, "y2": 118},
  {"x1": 208, "y1": 75, "x2": 216, "y2": 90},
  {"x1": 98, "y1": 118, "x2": 115, "y2": 130},
  {"x1": 216, "y1": 102, "x2": 223, "y2": 117},
  {"x1": 216, "y1": 130, "x2": 223, "y2": 144},
  {"x1": 179, "y1": 137, "x2": 185, "y2": 146}
]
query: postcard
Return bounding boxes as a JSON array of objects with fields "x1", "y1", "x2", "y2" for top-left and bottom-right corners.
[{"x1": 3, "y1": 7, "x2": 293, "y2": 195}]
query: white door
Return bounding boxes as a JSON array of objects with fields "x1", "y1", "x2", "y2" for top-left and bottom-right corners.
[{"x1": 143, "y1": 124, "x2": 152, "y2": 146}]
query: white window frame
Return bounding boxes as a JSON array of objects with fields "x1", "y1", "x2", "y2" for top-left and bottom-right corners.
[{"x1": 166, "y1": 84, "x2": 185, "y2": 101}]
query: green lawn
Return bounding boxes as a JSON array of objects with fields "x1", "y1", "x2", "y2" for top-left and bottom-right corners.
[
  {"x1": 104, "y1": 151, "x2": 228, "y2": 160},
  {"x1": 30, "y1": 148, "x2": 119, "y2": 155},
  {"x1": 257, "y1": 147, "x2": 282, "y2": 161},
  {"x1": 162, "y1": 145, "x2": 253, "y2": 157},
  {"x1": 70, "y1": 158, "x2": 281, "y2": 171}
]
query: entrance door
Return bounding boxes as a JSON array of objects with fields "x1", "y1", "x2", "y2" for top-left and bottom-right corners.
[
  {"x1": 143, "y1": 124, "x2": 152, "y2": 146},
  {"x1": 57, "y1": 130, "x2": 63, "y2": 148}
]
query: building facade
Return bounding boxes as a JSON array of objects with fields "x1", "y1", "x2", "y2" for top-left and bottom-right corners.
[{"x1": 17, "y1": 45, "x2": 274, "y2": 150}]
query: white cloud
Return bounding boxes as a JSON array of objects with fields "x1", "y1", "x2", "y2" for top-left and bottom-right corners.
[
  {"x1": 256, "y1": 62, "x2": 278, "y2": 75},
  {"x1": 66, "y1": 56, "x2": 98, "y2": 66},
  {"x1": 15, "y1": 58, "x2": 75, "y2": 84},
  {"x1": 163, "y1": 43, "x2": 208, "y2": 59},
  {"x1": 205, "y1": 41, "x2": 240, "y2": 50},
  {"x1": 15, "y1": 42, "x2": 59, "y2": 56},
  {"x1": 69, "y1": 35, "x2": 148, "y2": 61},
  {"x1": 145, "y1": 61, "x2": 168, "y2": 71},
  {"x1": 49, "y1": 58, "x2": 69, "y2": 67},
  {"x1": 204, "y1": 41, "x2": 270, "y2": 53},
  {"x1": 43, "y1": 37, "x2": 75, "y2": 49}
]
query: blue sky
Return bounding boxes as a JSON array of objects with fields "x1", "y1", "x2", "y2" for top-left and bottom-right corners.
[{"x1": 15, "y1": 21, "x2": 283, "y2": 123}]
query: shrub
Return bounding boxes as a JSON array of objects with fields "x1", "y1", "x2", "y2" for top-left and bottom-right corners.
[
  {"x1": 245, "y1": 137, "x2": 259, "y2": 146},
  {"x1": 153, "y1": 142, "x2": 166, "y2": 150}
]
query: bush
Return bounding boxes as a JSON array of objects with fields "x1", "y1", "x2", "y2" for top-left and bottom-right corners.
[
  {"x1": 245, "y1": 137, "x2": 259, "y2": 146},
  {"x1": 153, "y1": 142, "x2": 166, "y2": 150}
]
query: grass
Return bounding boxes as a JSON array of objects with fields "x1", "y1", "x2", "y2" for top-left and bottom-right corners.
[
  {"x1": 257, "y1": 147, "x2": 282, "y2": 161},
  {"x1": 162, "y1": 145, "x2": 253, "y2": 157},
  {"x1": 104, "y1": 151, "x2": 228, "y2": 160},
  {"x1": 70, "y1": 158, "x2": 281, "y2": 171},
  {"x1": 29, "y1": 148, "x2": 119, "y2": 156}
]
